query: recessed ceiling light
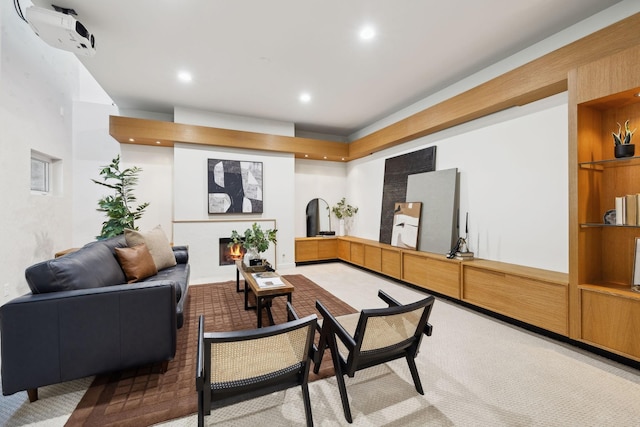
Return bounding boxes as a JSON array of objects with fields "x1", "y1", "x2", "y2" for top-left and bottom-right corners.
[
  {"x1": 156, "y1": 141, "x2": 161, "y2": 144},
  {"x1": 299, "y1": 92, "x2": 311, "y2": 103},
  {"x1": 635, "y1": 92, "x2": 640, "y2": 97},
  {"x1": 177, "y1": 71, "x2": 192, "y2": 83},
  {"x1": 128, "y1": 138, "x2": 135, "y2": 142},
  {"x1": 359, "y1": 26, "x2": 375, "y2": 40}
]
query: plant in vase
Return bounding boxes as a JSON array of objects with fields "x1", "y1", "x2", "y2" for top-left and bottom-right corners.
[
  {"x1": 92, "y1": 155, "x2": 149, "y2": 239},
  {"x1": 229, "y1": 223, "x2": 277, "y2": 266},
  {"x1": 332, "y1": 197, "x2": 359, "y2": 236},
  {"x1": 613, "y1": 119, "x2": 636, "y2": 158}
]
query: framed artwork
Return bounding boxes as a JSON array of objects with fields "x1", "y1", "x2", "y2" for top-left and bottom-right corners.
[
  {"x1": 391, "y1": 202, "x2": 422, "y2": 249},
  {"x1": 207, "y1": 159, "x2": 263, "y2": 213}
]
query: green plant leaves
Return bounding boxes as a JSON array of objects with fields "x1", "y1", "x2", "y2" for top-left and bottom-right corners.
[{"x1": 93, "y1": 155, "x2": 149, "y2": 239}]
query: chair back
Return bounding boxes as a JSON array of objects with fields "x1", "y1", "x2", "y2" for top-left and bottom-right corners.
[
  {"x1": 349, "y1": 295, "x2": 434, "y2": 369},
  {"x1": 196, "y1": 313, "x2": 317, "y2": 409}
]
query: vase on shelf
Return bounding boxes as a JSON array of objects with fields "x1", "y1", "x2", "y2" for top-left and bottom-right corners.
[
  {"x1": 338, "y1": 219, "x2": 345, "y2": 237},
  {"x1": 614, "y1": 144, "x2": 635, "y2": 158}
]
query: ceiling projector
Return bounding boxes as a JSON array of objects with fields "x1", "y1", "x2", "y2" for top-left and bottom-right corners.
[{"x1": 25, "y1": 6, "x2": 95, "y2": 56}]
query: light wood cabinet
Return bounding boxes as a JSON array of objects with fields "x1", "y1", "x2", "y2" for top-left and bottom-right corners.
[
  {"x1": 570, "y1": 45, "x2": 640, "y2": 360},
  {"x1": 402, "y1": 252, "x2": 460, "y2": 299},
  {"x1": 294, "y1": 237, "x2": 337, "y2": 262},
  {"x1": 462, "y1": 261, "x2": 568, "y2": 335},
  {"x1": 297, "y1": 236, "x2": 570, "y2": 339}
]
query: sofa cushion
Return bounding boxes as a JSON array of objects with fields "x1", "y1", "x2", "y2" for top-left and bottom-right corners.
[
  {"x1": 25, "y1": 237, "x2": 127, "y2": 294},
  {"x1": 115, "y1": 243, "x2": 158, "y2": 283},
  {"x1": 125, "y1": 226, "x2": 177, "y2": 270}
]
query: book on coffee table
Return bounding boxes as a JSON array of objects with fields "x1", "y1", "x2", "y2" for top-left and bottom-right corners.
[{"x1": 252, "y1": 272, "x2": 285, "y2": 288}]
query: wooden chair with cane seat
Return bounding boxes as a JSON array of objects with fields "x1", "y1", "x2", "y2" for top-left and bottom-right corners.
[
  {"x1": 314, "y1": 290, "x2": 435, "y2": 423},
  {"x1": 195, "y1": 303, "x2": 317, "y2": 427}
]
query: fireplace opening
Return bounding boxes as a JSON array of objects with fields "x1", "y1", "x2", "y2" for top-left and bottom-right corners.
[{"x1": 219, "y1": 238, "x2": 246, "y2": 265}]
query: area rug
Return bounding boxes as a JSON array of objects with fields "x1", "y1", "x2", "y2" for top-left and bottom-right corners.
[{"x1": 65, "y1": 275, "x2": 356, "y2": 427}]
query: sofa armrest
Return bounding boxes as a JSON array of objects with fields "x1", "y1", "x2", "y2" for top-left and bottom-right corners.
[
  {"x1": 172, "y1": 245, "x2": 189, "y2": 264},
  {"x1": 0, "y1": 282, "x2": 177, "y2": 396}
]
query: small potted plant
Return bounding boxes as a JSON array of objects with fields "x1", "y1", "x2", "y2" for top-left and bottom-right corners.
[
  {"x1": 613, "y1": 119, "x2": 636, "y2": 158},
  {"x1": 332, "y1": 197, "x2": 359, "y2": 236},
  {"x1": 229, "y1": 223, "x2": 277, "y2": 266}
]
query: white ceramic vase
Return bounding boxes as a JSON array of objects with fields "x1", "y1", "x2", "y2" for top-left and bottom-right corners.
[{"x1": 338, "y1": 219, "x2": 345, "y2": 236}]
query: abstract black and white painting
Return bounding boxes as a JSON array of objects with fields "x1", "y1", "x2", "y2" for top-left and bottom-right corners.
[
  {"x1": 391, "y1": 202, "x2": 422, "y2": 249},
  {"x1": 207, "y1": 159, "x2": 263, "y2": 213}
]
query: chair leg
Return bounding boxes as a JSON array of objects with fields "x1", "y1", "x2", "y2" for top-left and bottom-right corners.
[
  {"x1": 27, "y1": 388, "x2": 38, "y2": 402},
  {"x1": 328, "y1": 335, "x2": 352, "y2": 423},
  {"x1": 197, "y1": 389, "x2": 204, "y2": 427},
  {"x1": 406, "y1": 354, "x2": 424, "y2": 395},
  {"x1": 301, "y1": 383, "x2": 314, "y2": 427}
]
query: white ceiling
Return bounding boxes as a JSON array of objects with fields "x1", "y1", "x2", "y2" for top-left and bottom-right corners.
[{"x1": 28, "y1": 0, "x2": 623, "y2": 136}]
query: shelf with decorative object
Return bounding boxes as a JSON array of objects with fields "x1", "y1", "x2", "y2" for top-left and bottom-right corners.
[{"x1": 569, "y1": 44, "x2": 640, "y2": 361}]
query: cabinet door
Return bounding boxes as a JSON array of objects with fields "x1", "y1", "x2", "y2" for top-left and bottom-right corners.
[
  {"x1": 318, "y1": 239, "x2": 338, "y2": 259},
  {"x1": 581, "y1": 289, "x2": 640, "y2": 359},
  {"x1": 295, "y1": 240, "x2": 317, "y2": 262},
  {"x1": 425, "y1": 258, "x2": 459, "y2": 299},
  {"x1": 338, "y1": 240, "x2": 350, "y2": 261},
  {"x1": 350, "y1": 243, "x2": 364, "y2": 265},
  {"x1": 381, "y1": 249, "x2": 401, "y2": 279},
  {"x1": 364, "y1": 246, "x2": 381, "y2": 272},
  {"x1": 402, "y1": 253, "x2": 429, "y2": 288}
]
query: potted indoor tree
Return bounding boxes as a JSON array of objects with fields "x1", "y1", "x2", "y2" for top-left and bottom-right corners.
[
  {"x1": 93, "y1": 155, "x2": 149, "y2": 239},
  {"x1": 613, "y1": 119, "x2": 636, "y2": 158},
  {"x1": 332, "y1": 197, "x2": 359, "y2": 236},
  {"x1": 229, "y1": 223, "x2": 278, "y2": 266}
]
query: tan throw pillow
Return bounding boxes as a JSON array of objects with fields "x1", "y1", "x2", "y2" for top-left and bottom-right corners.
[
  {"x1": 125, "y1": 225, "x2": 177, "y2": 270},
  {"x1": 115, "y1": 243, "x2": 158, "y2": 283}
]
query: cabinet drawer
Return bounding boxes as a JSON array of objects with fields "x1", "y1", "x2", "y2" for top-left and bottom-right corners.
[{"x1": 463, "y1": 266, "x2": 568, "y2": 335}]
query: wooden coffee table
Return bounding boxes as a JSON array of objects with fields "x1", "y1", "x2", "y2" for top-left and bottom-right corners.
[{"x1": 235, "y1": 261, "x2": 295, "y2": 328}]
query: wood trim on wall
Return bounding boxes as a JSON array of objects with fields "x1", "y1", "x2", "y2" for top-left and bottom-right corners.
[{"x1": 110, "y1": 13, "x2": 640, "y2": 161}]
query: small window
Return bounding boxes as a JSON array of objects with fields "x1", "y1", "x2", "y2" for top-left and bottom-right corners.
[{"x1": 31, "y1": 157, "x2": 50, "y2": 193}]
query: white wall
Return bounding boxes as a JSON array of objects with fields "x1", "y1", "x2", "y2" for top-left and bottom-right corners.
[
  {"x1": 294, "y1": 159, "x2": 348, "y2": 236},
  {"x1": 173, "y1": 144, "x2": 295, "y2": 283},
  {"x1": 295, "y1": 94, "x2": 568, "y2": 273},
  {"x1": 169, "y1": 108, "x2": 297, "y2": 283},
  {"x1": 366, "y1": 95, "x2": 568, "y2": 272},
  {"x1": 0, "y1": 2, "x2": 77, "y2": 303}
]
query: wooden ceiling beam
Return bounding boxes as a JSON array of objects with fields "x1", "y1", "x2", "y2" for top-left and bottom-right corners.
[{"x1": 109, "y1": 115, "x2": 349, "y2": 162}]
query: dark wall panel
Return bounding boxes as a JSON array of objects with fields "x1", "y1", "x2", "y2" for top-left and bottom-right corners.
[{"x1": 379, "y1": 147, "x2": 436, "y2": 244}]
